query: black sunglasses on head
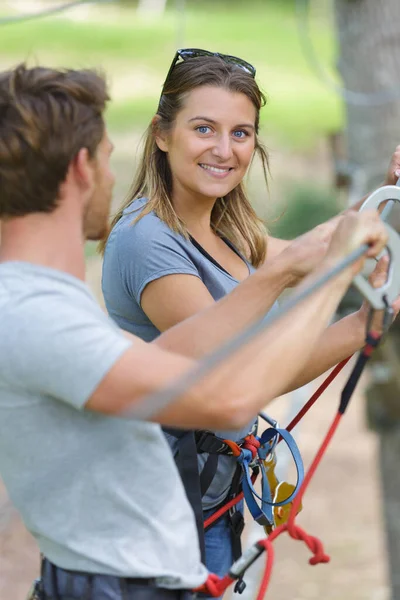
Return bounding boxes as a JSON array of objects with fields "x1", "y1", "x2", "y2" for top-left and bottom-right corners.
[{"x1": 163, "y1": 48, "x2": 256, "y2": 86}]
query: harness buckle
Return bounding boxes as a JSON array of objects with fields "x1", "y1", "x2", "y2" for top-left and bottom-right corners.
[
  {"x1": 228, "y1": 541, "x2": 266, "y2": 580},
  {"x1": 234, "y1": 578, "x2": 247, "y2": 594},
  {"x1": 26, "y1": 579, "x2": 44, "y2": 600},
  {"x1": 229, "y1": 509, "x2": 245, "y2": 538},
  {"x1": 195, "y1": 431, "x2": 238, "y2": 455}
]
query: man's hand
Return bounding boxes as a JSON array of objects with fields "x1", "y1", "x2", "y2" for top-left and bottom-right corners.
[
  {"x1": 356, "y1": 255, "x2": 400, "y2": 334},
  {"x1": 384, "y1": 145, "x2": 400, "y2": 185}
]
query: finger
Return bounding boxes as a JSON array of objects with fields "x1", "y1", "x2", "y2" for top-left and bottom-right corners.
[
  {"x1": 391, "y1": 296, "x2": 400, "y2": 316},
  {"x1": 369, "y1": 256, "x2": 389, "y2": 288},
  {"x1": 365, "y1": 221, "x2": 389, "y2": 257},
  {"x1": 392, "y1": 298, "x2": 400, "y2": 317}
]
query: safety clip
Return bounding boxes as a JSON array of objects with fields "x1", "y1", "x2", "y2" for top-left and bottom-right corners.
[{"x1": 353, "y1": 184, "x2": 400, "y2": 311}]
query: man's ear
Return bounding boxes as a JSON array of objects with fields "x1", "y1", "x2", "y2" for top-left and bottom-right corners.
[
  {"x1": 74, "y1": 147, "x2": 96, "y2": 191},
  {"x1": 152, "y1": 115, "x2": 168, "y2": 153},
  {"x1": 58, "y1": 148, "x2": 95, "y2": 203}
]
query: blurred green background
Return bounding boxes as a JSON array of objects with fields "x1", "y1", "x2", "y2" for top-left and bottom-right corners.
[{"x1": 0, "y1": 0, "x2": 343, "y2": 248}]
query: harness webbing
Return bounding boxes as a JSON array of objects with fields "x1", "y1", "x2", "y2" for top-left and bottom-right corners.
[
  {"x1": 196, "y1": 331, "x2": 382, "y2": 599},
  {"x1": 203, "y1": 355, "x2": 352, "y2": 531}
]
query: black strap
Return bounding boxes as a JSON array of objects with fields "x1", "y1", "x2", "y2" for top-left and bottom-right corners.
[
  {"x1": 189, "y1": 235, "x2": 233, "y2": 276},
  {"x1": 199, "y1": 453, "x2": 219, "y2": 497},
  {"x1": 227, "y1": 465, "x2": 245, "y2": 562},
  {"x1": 339, "y1": 333, "x2": 381, "y2": 415},
  {"x1": 195, "y1": 430, "x2": 237, "y2": 455},
  {"x1": 164, "y1": 428, "x2": 206, "y2": 563}
]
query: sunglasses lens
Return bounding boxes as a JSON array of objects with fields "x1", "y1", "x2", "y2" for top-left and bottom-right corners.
[
  {"x1": 179, "y1": 49, "x2": 213, "y2": 61},
  {"x1": 166, "y1": 49, "x2": 255, "y2": 83},
  {"x1": 226, "y1": 57, "x2": 255, "y2": 76}
]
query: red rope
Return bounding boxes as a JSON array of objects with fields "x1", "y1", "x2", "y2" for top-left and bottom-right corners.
[
  {"x1": 284, "y1": 357, "x2": 351, "y2": 435},
  {"x1": 243, "y1": 434, "x2": 261, "y2": 458},
  {"x1": 203, "y1": 473, "x2": 257, "y2": 530},
  {"x1": 203, "y1": 435, "x2": 261, "y2": 529},
  {"x1": 198, "y1": 411, "x2": 343, "y2": 599},
  {"x1": 203, "y1": 358, "x2": 352, "y2": 529}
]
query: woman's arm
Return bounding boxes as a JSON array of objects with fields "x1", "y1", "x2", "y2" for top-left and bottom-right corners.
[
  {"x1": 147, "y1": 258, "x2": 290, "y2": 357},
  {"x1": 90, "y1": 211, "x2": 389, "y2": 429},
  {"x1": 151, "y1": 220, "x2": 342, "y2": 358}
]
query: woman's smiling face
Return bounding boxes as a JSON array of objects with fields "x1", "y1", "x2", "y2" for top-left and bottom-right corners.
[{"x1": 156, "y1": 85, "x2": 257, "y2": 203}]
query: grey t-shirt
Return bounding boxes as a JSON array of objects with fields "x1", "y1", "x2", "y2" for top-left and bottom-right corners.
[
  {"x1": 102, "y1": 198, "x2": 279, "y2": 510},
  {"x1": 0, "y1": 262, "x2": 207, "y2": 589}
]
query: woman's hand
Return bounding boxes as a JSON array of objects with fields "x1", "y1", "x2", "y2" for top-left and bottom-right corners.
[
  {"x1": 275, "y1": 215, "x2": 343, "y2": 286},
  {"x1": 324, "y1": 209, "x2": 389, "y2": 275}
]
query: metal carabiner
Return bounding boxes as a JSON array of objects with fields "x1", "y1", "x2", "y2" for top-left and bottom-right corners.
[
  {"x1": 353, "y1": 184, "x2": 400, "y2": 310},
  {"x1": 258, "y1": 411, "x2": 280, "y2": 454}
]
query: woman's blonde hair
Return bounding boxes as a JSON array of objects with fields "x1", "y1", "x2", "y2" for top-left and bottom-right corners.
[{"x1": 100, "y1": 55, "x2": 269, "y2": 266}]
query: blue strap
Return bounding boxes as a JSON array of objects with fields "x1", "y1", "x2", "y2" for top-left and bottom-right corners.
[
  {"x1": 238, "y1": 448, "x2": 273, "y2": 527},
  {"x1": 239, "y1": 428, "x2": 305, "y2": 527}
]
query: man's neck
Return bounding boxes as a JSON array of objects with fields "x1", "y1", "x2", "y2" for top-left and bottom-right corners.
[{"x1": 0, "y1": 210, "x2": 87, "y2": 281}]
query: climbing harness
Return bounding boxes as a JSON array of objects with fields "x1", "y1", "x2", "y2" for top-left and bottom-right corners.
[
  {"x1": 164, "y1": 414, "x2": 303, "y2": 572},
  {"x1": 195, "y1": 327, "x2": 386, "y2": 599}
]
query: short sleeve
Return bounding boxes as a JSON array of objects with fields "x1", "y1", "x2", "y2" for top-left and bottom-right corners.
[
  {"x1": 113, "y1": 214, "x2": 201, "y2": 305},
  {"x1": 0, "y1": 291, "x2": 132, "y2": 410}
]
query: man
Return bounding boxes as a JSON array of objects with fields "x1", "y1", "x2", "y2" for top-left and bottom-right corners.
[{"x1": 0, "y1": 64, "x2": 392, "y2": 600}]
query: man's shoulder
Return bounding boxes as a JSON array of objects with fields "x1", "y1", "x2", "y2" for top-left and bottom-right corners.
[{"x1": 0, "y1": 262, "x2": 99, "y2": 322}]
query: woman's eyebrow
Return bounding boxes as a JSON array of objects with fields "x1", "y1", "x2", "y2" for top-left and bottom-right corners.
[
  {"x1": 188, "y1": 116, "x2": 217, "y2": 124},
  {"x1": 188, "y1": 116, "x2": 254, "y2": 129}
]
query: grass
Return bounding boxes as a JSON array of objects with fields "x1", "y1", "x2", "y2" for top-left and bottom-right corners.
[
  {"x1": 0, "y1": 0, "x2": 342, "y2": 148},
  {"x1": 268, "y1": 183, "x2": 341, "y2": 239}
]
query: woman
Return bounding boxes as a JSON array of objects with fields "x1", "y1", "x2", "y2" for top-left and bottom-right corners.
[{"x1": 101, "y1": 49, "x2": 398, "y2": 591}]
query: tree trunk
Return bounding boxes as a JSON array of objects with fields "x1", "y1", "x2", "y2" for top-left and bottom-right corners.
[
  {"x1": 137, "y1": 0, "x2": 168, "y2": 16},
  {"x1": 335, "y1": 0, "x2": 400, "y2": 196},
  {"x1": 335, "y1": 2, "x2": 400, "y2": 597}
]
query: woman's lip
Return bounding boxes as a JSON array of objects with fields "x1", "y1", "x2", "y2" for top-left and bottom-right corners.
[{"x1": 199, "y1": 163, "x2": 234, "y2": 178}]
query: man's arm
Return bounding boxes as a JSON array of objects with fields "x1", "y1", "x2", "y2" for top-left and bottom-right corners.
[
  {"x1": 87, "y1": 211, "x2": 388, "y2": 430},
  {"x1": 87, "y1": 259, "x2": 352, "y2": 429}
]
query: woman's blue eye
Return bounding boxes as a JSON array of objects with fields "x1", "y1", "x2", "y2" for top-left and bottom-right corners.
[
  {"x1": 197, "y1": 126, "x2": 211, "y2": 134},
  {"x1": 233, "y1": 130, "x2": 247, "y2": 139}
]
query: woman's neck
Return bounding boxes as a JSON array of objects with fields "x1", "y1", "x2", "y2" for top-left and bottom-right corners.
[{"x1": 171, "y1": 189, "x2": 218, "y2": 240}]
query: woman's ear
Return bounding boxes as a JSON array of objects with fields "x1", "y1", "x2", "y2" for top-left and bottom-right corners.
[{"x1": 152, "y1": 115, "x2": 168, "y2": 153}]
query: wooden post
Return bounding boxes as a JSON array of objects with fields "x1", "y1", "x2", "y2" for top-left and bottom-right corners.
[{"x1": 334, "y1": 1, "x2": 400, "y2": 596}]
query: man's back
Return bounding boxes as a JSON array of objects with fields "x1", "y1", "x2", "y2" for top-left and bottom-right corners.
[{"x1": 0, "y1": 262, "x2": 206, "y2": 589}]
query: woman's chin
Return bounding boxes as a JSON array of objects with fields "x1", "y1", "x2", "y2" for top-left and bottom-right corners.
[{"x1": 195, "y1": 182, "x2": 237, "y2": 200}]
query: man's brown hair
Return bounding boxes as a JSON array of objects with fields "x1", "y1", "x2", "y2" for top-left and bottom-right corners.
[{"x1": 0, "y1": 64, "x2": 109, "y2": 218}]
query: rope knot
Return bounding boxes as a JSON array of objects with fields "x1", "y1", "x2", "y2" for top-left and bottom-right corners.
[
  {"x1": 287, "y1": 522, "x2": 330, "y2": 565},
  {"x1": 243, "y1": 434, "x2": 261, "y2": 459}
]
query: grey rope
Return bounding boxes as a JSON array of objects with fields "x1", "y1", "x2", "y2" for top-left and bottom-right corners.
[
  {"x1": 0, "y1": 0, "x2": 115, "y2": 26},
  {"x1": 296, "y1": 0, "x2": 400, "y2": 107},
  {"x1": 124, "y1": 244, "x2": 368, "y2": 420}
]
